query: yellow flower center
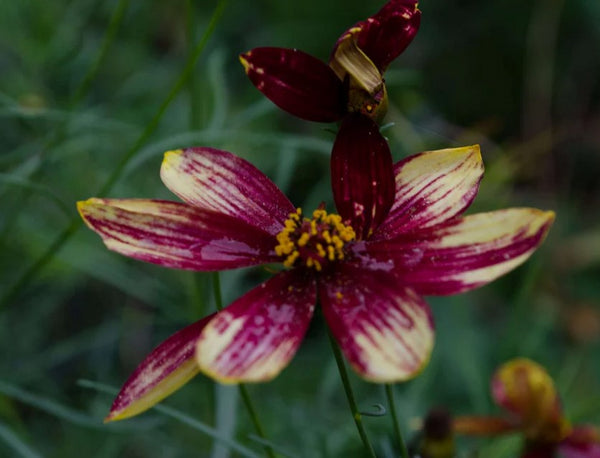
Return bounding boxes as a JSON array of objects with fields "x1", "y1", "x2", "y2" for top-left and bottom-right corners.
[{"x1": 275, "y1": 207, "x2": 356, "y2": 272}]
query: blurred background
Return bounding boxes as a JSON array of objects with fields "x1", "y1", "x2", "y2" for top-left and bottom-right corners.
[{"x1": 1, "y1": 0, "x2": 599, "y2": 456}]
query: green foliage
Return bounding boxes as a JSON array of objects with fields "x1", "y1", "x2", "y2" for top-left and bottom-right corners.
[{"x1": 1, "y1": 0, "x2": 599, "y2": 456}]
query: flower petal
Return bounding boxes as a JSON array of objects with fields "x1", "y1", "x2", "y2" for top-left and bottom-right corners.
[
  {"x1": 452, "y1": 416, "x2": 517, "y2": 436},
  {"x1": 331, "y1": 114, "x2": 395, "y2": 240},
  {"x1": 374, "y1": 145, "x2": 484, "y2": 240},
  {"x1": 329, "y1": 33, "x2": 383, "y2": 94},
  {"x1": 319, "y1": 264, "x2": 434, "y2": 382},
  {"x1": 491, "y1": 358, "x2": 570, "y2": 443},
  {"x1": 240, "y1": 47, "x2": 345, "y2": 122},
  {"x1": 105, "y1": 315, "x2": 215, "y2": 422},
  {"x1": 161, "y1": 147, "x2": 295, "y2": 236},
  {"x1": 559, "y1": 442, "x2": 600, "y2": 458},
  {"x1": 560, "y1": 427, "x2": 600, "y2": 458},
  {"x1": 331, "y1": 0, "x2": 421, "y2": 73},
  {"x1": 357, "y1": 208, "x2": 555, "y2": 295},
  {"x1": 196, "y1": 271, "x2": 316, "y2": 383},
  {"x1": 78, "y1": 198, "x2": 278, "y2": 270}
]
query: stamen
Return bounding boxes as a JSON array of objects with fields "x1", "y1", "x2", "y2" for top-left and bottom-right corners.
[{"x1": 274, "y1": 207, "x2": 355, "y2": 271}]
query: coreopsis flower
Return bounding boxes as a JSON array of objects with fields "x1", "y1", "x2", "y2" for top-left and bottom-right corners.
[
  {"x1": 240, "y1": 0, "x2": 420, "y2": 123},
  {"x1": 453, "y1": 358, "x2": 600, "y2": 457},
  {"x1": 78, "y1": 117, "x2": 553, "y2": 421}
]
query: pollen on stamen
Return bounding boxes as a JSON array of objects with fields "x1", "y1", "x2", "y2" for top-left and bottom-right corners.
[{"x1": 274, "y1": 207, "x2": 355, "y2": 271}]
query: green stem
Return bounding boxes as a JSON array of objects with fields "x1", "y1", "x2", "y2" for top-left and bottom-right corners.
[
  {"x1": 0, "y1": 0, "x2": 229, "y2": 310},
  {"x1": 186, "y1": 0, "x2": 202, "y2": 130},
  {"x1": 70, "y1": 0, "x2": 130, "y2": 107},
  {"x1": 238, "y1": 385, "x2": 276, "y2": 458},
  {"x1": 211, "y1": 272, "x2": 224, "y2": 312},
  {"x1": 327, "y1": 328, "x2": 377, "y2": 458},
  {"x1": 385, "y1": 384, "x2": 409, "y2": 458},
  {"x1": 211, "y1": 272, "x2": 276, "y2": 458}
]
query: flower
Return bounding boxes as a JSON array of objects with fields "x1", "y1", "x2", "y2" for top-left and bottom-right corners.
[
  {"x1": 78, "y1": 117, "x2": 553, "y2": 421},
  {"x1": 453, "y1": 358, "x2": 600, "y2": 457},
  {"x1": 240, "y1": 0, "x2": 421, "y2": 123}
]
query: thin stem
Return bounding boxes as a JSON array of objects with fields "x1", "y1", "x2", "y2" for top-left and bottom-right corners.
[
  {"x1": 238, "y1": 385, "x2": 276, "y2": 458},
  {"x1": 211, "y1": 272, "x2": 224, "y2": 311},
  {"x1": 70, "y1": 0, "x2": 131, "y2": 107},
  {"x1": 0, "y1": 0, "x2": 229, "y2": 310},
  {"x1": 186, "y1": 0, "x2": 202, "y2": 130},
  {"x1": 385, "y1": 384, "x2": 409, "y2": 458},
  {"x1": 326, "y1": 328, "x2": 377, "y2": 458},
  {"x1": 211, "y1": 272, "x2": 275, "y2": 458}
]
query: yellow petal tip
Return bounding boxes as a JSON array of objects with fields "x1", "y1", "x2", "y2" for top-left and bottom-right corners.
[
  {"x1": 239, "y1": 53, "x2": 251, "y2": 73},
  {"x1": 103, "y1": 409, "x2": 130, "y2": 423},
  {"x1": 77, "y1": 198, "x2": 101, "y2": 216},
  {"x1": 162, "y1": 149, "x2": 184, "y2": 170}
]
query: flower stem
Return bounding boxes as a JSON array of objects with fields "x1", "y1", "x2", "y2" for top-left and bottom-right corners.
[
  {"x1": 326, "y1": 328, "x2": 377, "y2": 458},
  {"x1": 385, "y1": 384, "x2": 409, "y2": 458},
  {"x1": 70, "y1": 0, "x2": 130, "y2": 107},
  {"x1": 238, "y1": 385, "x2": 276, "y2": 458},
  {"x1": 211, "y1": 272, "x2": 224, "y2": 312},
  {"x1": 211, "y1": 272, "x2": 275, "y2": 458},
  {"x1": 185, "y1": 0, "x2": 202, "y2": 130}
]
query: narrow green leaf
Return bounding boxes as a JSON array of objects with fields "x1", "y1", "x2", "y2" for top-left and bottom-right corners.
[
  {"x1": 0, "y1": 421, "x2": 42, "y2": 458},
  {"x1": 77, "y1": 379, "x2": 261, "y2": 458}
]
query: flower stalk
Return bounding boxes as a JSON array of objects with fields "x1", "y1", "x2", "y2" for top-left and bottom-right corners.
[
  {"x1": 385, "y1": 384, "x2": 410, "y2": 458},
  {"x1": 327, "y1": 326, "x2": 377, "y2": 458},
  {"x1": 212, "y1": 272, "x2": 275, "y2": 458}
]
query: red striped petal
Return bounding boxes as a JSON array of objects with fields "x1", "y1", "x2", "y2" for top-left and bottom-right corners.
[
  {"x1": 161, "y1": 148, "x2": 295, "y2": 236},
  {"x1": 78, "y1": 199, "x2": 278, "y2": 271},
  {"x1": 374, "y1": 145, "x2": 484, "y2": 240},
  {"x1": 240, "y1": 47, "x2": 345, "y2": 122},
  {"x1": 331, "y1": 114, "x2": 395, "y2": 240},
  {"x1": 356, "y1": 209, "x2": 555, "y2": 295},
  {"x1": 106, "y1": 315, "x2": 215, "y2": 422},
  {"x1": 196, "y1": 271, "x2": 316, "y2": 383},
  {"x1": 331, "y1": 0, "x2": 421, "y2": 73},
  {"x1": 319, "y1": 264, "x2": 434, "y2": 382}
]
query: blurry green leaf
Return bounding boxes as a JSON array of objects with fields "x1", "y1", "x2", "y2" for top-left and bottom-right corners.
[
  {"x1": 0, "y1": 422, "x2": 42, "y2": 458},
  {"x1": 78, "y1": 379, "x2": 261, "y2": 458}
]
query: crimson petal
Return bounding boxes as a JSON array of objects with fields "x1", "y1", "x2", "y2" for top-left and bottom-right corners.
[
  {"x1": 558, "y1": 442, "x2": 600, "y2": 458},
  {"x1": 78, "y1": 199, "x2": 279, "y2": 271},
  {"x1": 240, "y1": 47, "x2": 345, "y2": 122},
  {"x1": 332, "y1": 0, "x2": 421, "y2": 73},
  {"x1": 373, "y1": 145, "x2": 484, "y2": 240},
  {"x1": 196, "y1": 270, "x2": 316, "y2": 383},
  {"x1": 331, "y1": 114, "x2": 395, "y2": 240},
  {"x1": 354, "y1": 209, "x2": 555, "y2": 295},
  {"x1": 106, "y1": 314, "x2": 215, "y2": 421},
  {"x1": 560, "y1": 427, "x2": 600, "y2": 458},
  {"x1": 319, "y1": 264, "x2": 434, "y2": 382},
  {"x1": 161, "y1": 147, "x2": 295, "y2": 236}
]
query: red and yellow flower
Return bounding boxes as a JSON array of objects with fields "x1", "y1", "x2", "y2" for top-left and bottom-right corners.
[
  {"x1": 454, "y1": 358, "x2": 600, "y2": 457},
  {"x1": 241, "y1": 0, "x2": 421, "y2": 123},
  {"x1": 78, "y1": 118, "x2": 553, "y2": 421}
]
